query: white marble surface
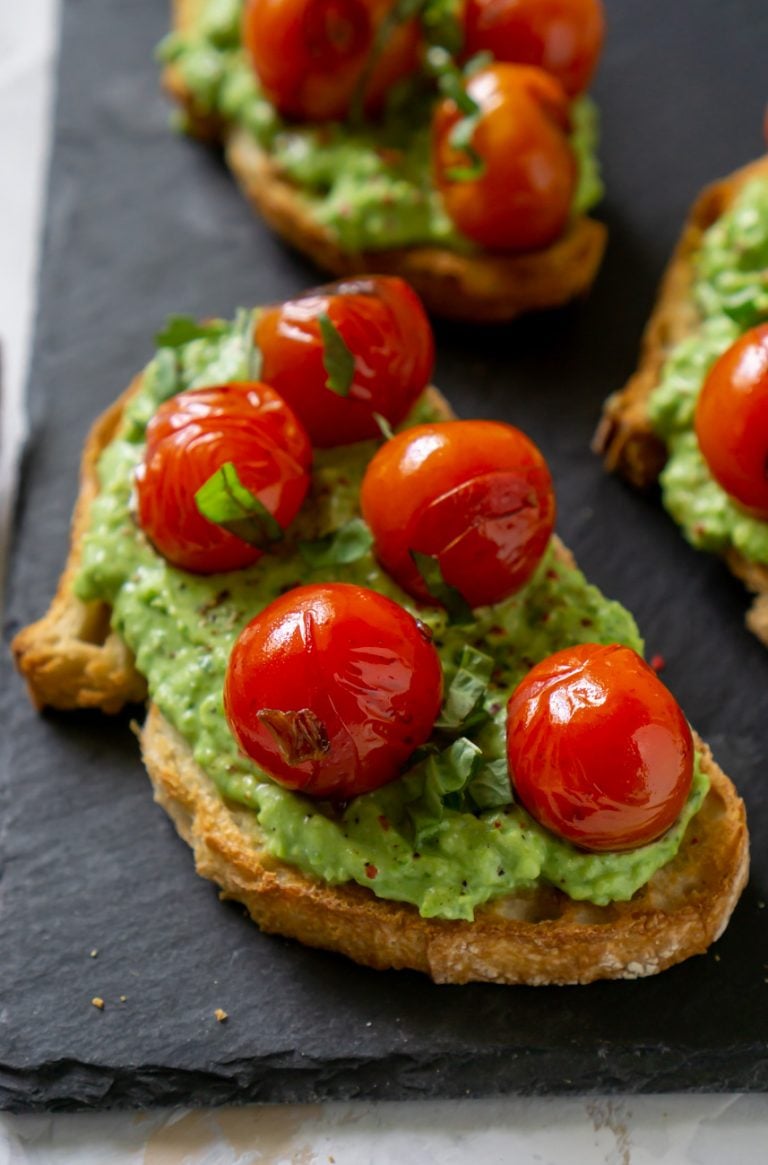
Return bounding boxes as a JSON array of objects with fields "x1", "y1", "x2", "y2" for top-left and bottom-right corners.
[
  {"x1": 1, "y1": 3, "x2": 767, "y2": 1161},
  {"x1": 2, "y1": 1094, "x2": 768, "y2": 1165},
  {"x1": 0, "y1": 0, "x2": 57, "y2": 582}
]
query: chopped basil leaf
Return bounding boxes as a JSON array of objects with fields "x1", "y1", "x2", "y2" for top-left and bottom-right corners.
[
  {"x1": 411, "y1": 550, "x2": 474, "y2": 625},
  {"x1": 151, "y1": 347, "x2": 182, "y2": 402},
  {"x1": 466, "y1": 757, "x2": 512, "y2": 811},
  {"x1": 372, "y1": 412, "x2": 395, "y2": 441},
  {"x1": 155, "y1": 314, "x2": 228, "y2": 349},
  {"x1": 424, "y1": 46, "x2": 485, "y2": 182},
  {"x1": 234, "y1": 307, "x2": 262, "y2": 380},
  {"x1": 436, "y1": 645, "x2": 493, "y2": 734},
  {"x1": 446, "y1": 111, "x2": 485, "y2": 182},
  {"x1": 403, "y1": 737, "x2": 483, "y2": 844},
  {"x1": 318, "y1": 313, "x2": 355, "y2": 396},
  {"x1": 299, "y1": 517, "x2": 373, "y2": 568},
  {"x1": 194, "y1": 462, "x2": 283, "y2": 548}
]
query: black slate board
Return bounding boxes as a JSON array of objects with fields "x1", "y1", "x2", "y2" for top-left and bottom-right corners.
[{"x1": 2, "y1": 0, "x2": 768, "y2": 1113}]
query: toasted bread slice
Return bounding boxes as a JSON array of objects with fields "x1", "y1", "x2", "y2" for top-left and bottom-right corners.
[
  {"x1": 162, "y1": 0, "x2": 607, "y2": 323},
  {"x1": 594, "y1": 156, "x2": 768, "y2": 647},
  {"x1": 145, "y1": 705, "x2": 747, "y2": 985},
  {"x1": 13, "y1": 371, "x2": 749, "y2": 984}
]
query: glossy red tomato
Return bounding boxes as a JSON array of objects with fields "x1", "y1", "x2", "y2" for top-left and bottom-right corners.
[
  {"x1": 242, "y1": 0, "x2": 421, "y2": 121},
  {"x1": 694, "y1": 323, "x2": 768, "y2": 519},
  {"x1": 256, "y1": 276, "x2": 434, "y2": 447},
  {"x1": 360, "y1": 420, "x2": 556, "y2": 609},
  {"x1": 136, "y1": 383, "x2": 312, "y2": 573},
  {"x1": 506, "y1": 644, "x2": 694, "y2": 852},
  {"x1": 463, "y1": 0, "x2": 605, "y2": 98},
  {"x1": 145, "y1": 382, "x2": 312, "y2": 469},
  {"x1": 224, "y1": 583, "x2": 443, "y2": 798},
  {"x1": 432, "y1": 64, "x2": 577, "y2": 251}
]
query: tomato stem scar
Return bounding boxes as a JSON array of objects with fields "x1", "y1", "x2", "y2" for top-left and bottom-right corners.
[{"x1": 258, "y1": 707, "x2": 331, "y2": 764}]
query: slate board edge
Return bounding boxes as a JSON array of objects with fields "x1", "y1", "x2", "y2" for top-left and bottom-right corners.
[{"x1": 2, "y1": 1045, "x2": 768, "y2": 1113}]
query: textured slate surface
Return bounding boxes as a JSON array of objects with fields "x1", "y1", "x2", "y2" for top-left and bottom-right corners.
[{"x1": 2, "y1": 0, "x2": 768, "y2": 1112}]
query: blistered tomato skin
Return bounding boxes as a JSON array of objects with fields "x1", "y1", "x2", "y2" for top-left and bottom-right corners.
[
  {"x1": 506, "y1": 644, "x2": 694, "y2": 852},
  {"x1": 224, "y1": 583, "x2": 443, "y2": 799},
  {"x1": 136, "y1": 383, "x2": 312, "y2": 574},
  {"x1": 432, "y1": 64, "x2": 577, "y2": 252},
  {"x1": 360, "y1": 420, "x2": 556, "y2": 609},
  {"x1": 242, "y1": 0, "x2": 421, "y2": 122},
  {"x1": 694, "y1": 323, "x2": 768, "y2": 519},
  {"x1": 144, "y1": 382, "x2": 313, "y2": 469},
  {"x1": 256, "y1": 276, "x2": 434, "y2": 447},
  {"x1": 463, "y1": 0, "x2": 605, "y2": 98}
]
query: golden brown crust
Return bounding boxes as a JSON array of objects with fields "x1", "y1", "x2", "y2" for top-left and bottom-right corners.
[
  {"x1": 12, "y1": 336, "x2": 749, "y2": 983},
  {"x1": 11, "y1": 382, "x2": 147, "y2": 713},
  {"x1": 593, "y1": 154, "x2": 768, "y2": 645},
  {"x1": 164, "y1": 0, "x2": 607, "y2": 323},
  {"x1": 143, "y1": 705, "x2": 748, "y2": 985}
]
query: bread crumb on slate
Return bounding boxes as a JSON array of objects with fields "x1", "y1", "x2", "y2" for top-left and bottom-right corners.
[
  {"x1": 120, "y1": 995, "x2": 127, "y2": 1003},
  {"x1": 214, "y1": 1008, "x2": 228, "y2": 1023},
  {"x1": 91, "y1": 997, "x2": 105, "y2": 1010},
  {"x1": 90, "y1": 949, "x2": 98, "y2": 958}
]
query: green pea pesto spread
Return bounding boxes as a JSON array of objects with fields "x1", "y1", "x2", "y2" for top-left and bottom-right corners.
[
  {"x1": 648, "y1": 177, "x2": 768, "y2": 563},
  {"x1": 157, "y1": 0, "x2": 603, "y2": 253},
  {"x1": 74, "y1": 318, "x2": 708, "y2": 921}
]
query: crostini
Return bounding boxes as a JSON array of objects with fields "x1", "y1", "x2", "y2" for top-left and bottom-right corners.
[
  {"x1": 159, "y1": 0, "x2": 607, "y2": 321},
  {"x1": 14, "y1": 277, "x2": 748, "y2": 984},
  {"x1": 595, "y1": 155, "x2": 768, "y2": 646}
]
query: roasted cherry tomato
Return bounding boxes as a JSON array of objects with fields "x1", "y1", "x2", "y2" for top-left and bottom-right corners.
[
  {"x1": 463, "y1": 0, "x2": 605, "y2": 98},
  {"x1": 694, "y1": 323, "x2": 768, "y2": 519},
  {"x1": 136, "y1": 383, "x2": 312, "y2": 574},
  {"x1": 256, "y1": 276, "x2": 434, "y2": 447},
  {"x1": 242, "y1": 0, "x2": 421, "y2": 121},
  {"x1": 224, "y1": 583, "x2": 443, "y2": 798},
  {"x1": 432, "y1": 64, "x2": 577, "y2": 252},
  {"x1": 506, "y1": 644, "x2": 694, "y2": 852},
  {"x1": 144, "y1": 382, "x2": 312, "y2": 469},
  {"x1": 360, "y1": 420, "x2": 556, "y2": 609}
]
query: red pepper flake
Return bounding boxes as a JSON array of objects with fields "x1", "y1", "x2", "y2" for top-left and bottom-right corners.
[
  {"x1": 377, "y1": 815, "x2": 391, "y2": 832},
  {"x1": 690, "y1": 837, "x2": 699, "y2": 846},
  {"x1": 546, "y1": 569, "x2": 559, "y2": 581},
  {"x1": 493, "y1": 820, "x2": 502, "y2": 830},
  {"x1": 580, "y1": 618, "x2": 593, "y2": 628},
  {"x1": 365, "y1": 863, "x2": 378, "y2": 879},
  {"x1": 651, "y1": 653, "x2": 666, "y2": 672}
]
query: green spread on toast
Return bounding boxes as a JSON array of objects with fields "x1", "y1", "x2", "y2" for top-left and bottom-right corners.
[
  {"x1": 157, "y1": 0, "x2": 603, "y2": 253},
  {"x1": 649, "y1": 177, "x2": 768, "y2": 564},
  {"x1": 74, "y1": 318, "x2": 707, "y2": 922}
]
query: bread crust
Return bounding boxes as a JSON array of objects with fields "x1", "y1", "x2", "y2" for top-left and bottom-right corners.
[
  {"x1": 12, "y1": 364, "x2": 749, "y2": 984},
  {"x1": 593, "y1": 155, "x2": 768, "y2": 646},
  {"x1": 11, "y1": 382, "x2": 147, "y2": 713},
  {"x1": 163, "y1": 0, "x2": 607, "y2": 323},
  {"x1": 143, "y1": 705, "x2": 747, "y2": 985}
]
